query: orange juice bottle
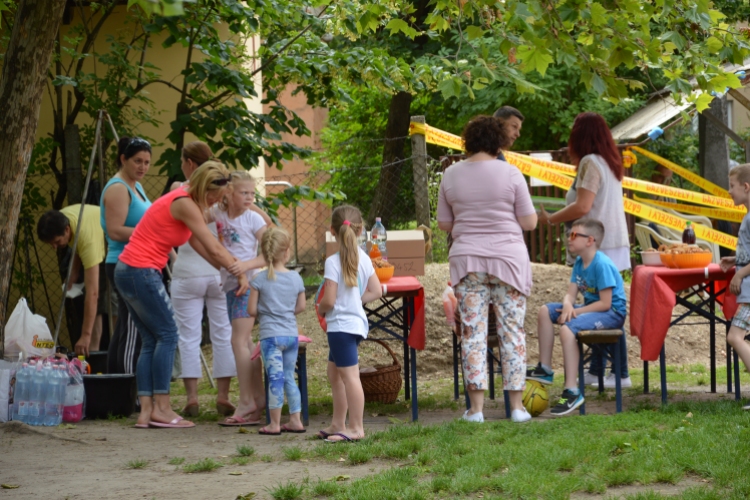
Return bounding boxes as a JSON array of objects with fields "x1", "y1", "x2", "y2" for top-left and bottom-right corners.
[{"x1": 369, "y1": 244, "x2": 381, "y2": 259}]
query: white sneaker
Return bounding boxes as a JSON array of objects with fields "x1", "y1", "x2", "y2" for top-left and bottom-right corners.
[
  {"x1": 511, "y1": 408, "x2": 531, "y2": 423},
  {"x1": 582, "y1": 372, "x2": 601, "y2": 386},
  {"x1": 743, "y1": 403, "x2": 750, "y2": 411},
  {"x1": 462, "y1": 410, "x2": 484, "y2": 423},
  {"x1": 603, "y1": 373, "x2": 632, "y2": 389}
]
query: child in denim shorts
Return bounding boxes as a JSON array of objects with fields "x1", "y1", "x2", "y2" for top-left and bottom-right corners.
[
  {"x1": 526, "y1": 218, "x2": 627, "y2": 416},
  {"x1": 721, "y1": 165, "x2": 750, "y2": 410}
]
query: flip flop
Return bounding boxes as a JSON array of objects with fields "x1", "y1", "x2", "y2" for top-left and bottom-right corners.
[
  {"x1": 325, "y1": 432, "x2": 362, "y2": 443},
  {"x1": 250, "y1": 343, "x2": 262, "y2": 361},
  {"x1": 281, "y1": 424, "x2": 306, "y2": 434},
  {"x1": 215, "y1": 401, "x2": 236, "y2": 417},
  {"x1": 134, "y1": 423, "x2": 150, "y2": 429},
  {"x1": 149, "y1": 417, "x2": 195, "y2": 429},
  {"x1": 315, "y1": 430, "x2": 331, "y2": 440},
  {"x1": 218, "y1": 415, "x2": 262, "y2": 427},
  {"x1": 182, "y1": 403, "x2": 199, "y2": 417},
  {"x1": 258, "y1": 427, "x2": 281, "y2": 436}
]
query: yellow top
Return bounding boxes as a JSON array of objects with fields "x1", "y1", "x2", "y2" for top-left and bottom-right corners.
[{"x1": 60, "y1": 205, "x2": 105, "y2": 269}]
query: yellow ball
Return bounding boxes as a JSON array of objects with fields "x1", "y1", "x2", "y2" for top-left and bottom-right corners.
[{"x1": 522, "y1": 380, "x2": 549, "y2": 417}]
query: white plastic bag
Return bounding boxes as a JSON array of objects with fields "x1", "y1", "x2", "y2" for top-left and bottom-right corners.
[
  {"x1": 4, "y1": 298, "x2": 55, "y2": 359},
  {"x1": 0, "y1": 360, "x2": 16, "y2": 422}
]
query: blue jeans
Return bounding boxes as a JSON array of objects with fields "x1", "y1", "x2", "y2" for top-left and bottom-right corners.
[
  {"x1": 260, "y1": 336, "x2": 301, "y2": 413},
  {"x1": 114, "y1": 262, "x2": 179, "y2": 396},
  {"x1": 546, "y1": 303, "x2": 629, "y2": 378}
]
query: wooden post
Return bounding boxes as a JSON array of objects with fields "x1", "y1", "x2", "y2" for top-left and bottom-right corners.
[
  {"x1": 410, "y1": 115, "x2": 432, "y2": 261},
  {"x1": 64, "y1": 124, "x2": 83, "y2": 204}
]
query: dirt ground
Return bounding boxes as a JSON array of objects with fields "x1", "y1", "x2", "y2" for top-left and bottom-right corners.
[
  {"x1": 0, "y1": 263, "x2": 728, "y2": 499},
  {"x1": 297, "y1": 263, "x2": 720, "y2": 383}
]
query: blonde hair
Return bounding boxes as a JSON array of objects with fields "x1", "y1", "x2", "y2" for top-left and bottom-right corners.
[
  {"x1": 218, "y1": 169, "x2": 256, "y2": 212},
  {"x1": 331, "y1": 204, "x2": 363, "y2": 287},
  {"x1": 187, "y1": 161, "x2": 230, "y2": 210},
  {"x1": 261, "y1": 227, "x2": 291, "y2": 280},
  {"x1": 182, "y1": 141, "x2": 213, "y2": 167},
  {"x1": 730, "y1": 164, "x2": 750, "y2": 186}
]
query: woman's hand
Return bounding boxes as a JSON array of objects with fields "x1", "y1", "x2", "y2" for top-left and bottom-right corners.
[
  {"x1": 538, "y1": 205, "x2": 550, "y2": 225},
  {"x1": 720, "y1": 256, "x2": 736, "y2": 274},
  {"x1": 227, "y1": 259, "x2": 249, "y2": 276}
]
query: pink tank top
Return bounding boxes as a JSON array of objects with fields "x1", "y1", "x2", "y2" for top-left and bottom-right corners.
[{"x1": 119, "y1": 187, "x2": 193, "y2": 270}]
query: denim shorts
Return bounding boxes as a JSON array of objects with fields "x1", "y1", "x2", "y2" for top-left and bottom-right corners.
[
  {"x1": 225, "y1": 288, "x2": 251, "y2": 321},
  {"x1": 545, "y1": 303, "x2": 626, "y2": 335},
  {"x1": 327, "y1": 331, "x2": 363, "y2": 367}
]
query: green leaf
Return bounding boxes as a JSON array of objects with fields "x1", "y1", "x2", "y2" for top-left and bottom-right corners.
[
  {"x1": 705, "y1": 36, "x2": 723, "y2": 54},
  {"x1": 694, "y1": 92, "x2": 713, "y2": 112},
  {"x1": 385, "y1": 19, "x2": 417, "y2": 39},
  {"x1": 466, "y1": 25, "x2": 485, "y2": 40},
  {"x1": 516, "y1": 45, "x2": 554, "y2": 76},
  {"x1": 590, "y1": 2, "x2": 607, "y2": 26}
]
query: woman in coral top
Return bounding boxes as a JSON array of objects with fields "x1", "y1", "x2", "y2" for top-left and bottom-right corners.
[{"x1": 116, "y1": 161, "x2": 248, "y2": 429}]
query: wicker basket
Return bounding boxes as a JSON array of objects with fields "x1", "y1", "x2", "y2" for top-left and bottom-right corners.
[{"x1": 360, "y1": 339, "x2": 402, "y2": 404}]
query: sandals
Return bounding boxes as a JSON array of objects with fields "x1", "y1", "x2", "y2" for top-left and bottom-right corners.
[
  {"x1": 149, "y1": 416, "x2": 195, "y2": 429},
  {"x1": 258, "y1": 426, "x2": 281, "y2": 436},
  {"x1": 325, "y1": 432, "x2": 363, "y2": 443},
  {"x1": 281, "y1": 424, "x2": 306, "y2": 434},
  {"x1": 215, "y1": 401, "x2": 236, "y2": 417},
  {"x1": 182, "y1": 403, "x2": 199, "y2": 417},
  {"x1": 218, "y1": 415, "x2": 262, "y2": 427}
]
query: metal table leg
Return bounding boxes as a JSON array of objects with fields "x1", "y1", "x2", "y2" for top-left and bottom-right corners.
[{"x1": 660, "y1": 345, "x2": 668, "y2": 405}]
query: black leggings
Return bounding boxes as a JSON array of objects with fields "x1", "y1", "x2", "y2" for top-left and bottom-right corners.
[{"x1": 105, "y1": 263, "x2": 142, "y2": 374}]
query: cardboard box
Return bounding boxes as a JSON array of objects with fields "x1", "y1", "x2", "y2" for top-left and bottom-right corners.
[{"x1": 325, "y1": 229, "x2": 426, "y2": 276}]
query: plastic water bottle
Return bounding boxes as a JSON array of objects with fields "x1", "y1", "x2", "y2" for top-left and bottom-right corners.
[
  {"x1": 55, "y1": 364, "x2": 67, "y2": 425},
  {"x1": 28, "y1": 362, "x2": 46, "y2": 426},
  {"x1": 12, "y1": 363, "x2": 30, "y2": 423},
  {"x1": 357, "y1": 223, "x2": 368, "y2": 253},
  {"x1": 44, "y1": 365, "x2": 65, "y2": 426},
  {"x1": 370, "y1": 218, "x2": 388, "y2": 261},
  {"x1": 63, "y1": 364, "x2": 85, "y2": 423}
]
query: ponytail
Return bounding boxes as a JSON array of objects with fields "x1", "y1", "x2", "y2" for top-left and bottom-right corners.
[
  {"x1": 331, "y1": 204, "x2": 364, "y2": 288},
  {"x1": 260, "y1": 227, "x2": 291, "y2": 281}
]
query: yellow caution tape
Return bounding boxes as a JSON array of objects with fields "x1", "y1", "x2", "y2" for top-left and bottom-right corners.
[
  {"x1": 624, "y1": 198, "x2": 737, "y2": 250},
  {"x1": 630, "y1": 146, "x2": 731, "y2": 199},
  {"x1": 633, "y1": 196, "x2": 745, "y2": 222},
  {"x1": 411, "y1": 121, "x2": 738, "y2": 249}
]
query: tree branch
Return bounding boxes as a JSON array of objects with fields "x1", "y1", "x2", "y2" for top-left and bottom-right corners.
[{"x1": 119, "y1": 79, "x2": 182, "y2": 109}]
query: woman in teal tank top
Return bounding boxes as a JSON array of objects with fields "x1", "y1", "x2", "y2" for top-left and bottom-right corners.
[{"x1": 100, "y1": 137, "x2": 152, "y2": 375}]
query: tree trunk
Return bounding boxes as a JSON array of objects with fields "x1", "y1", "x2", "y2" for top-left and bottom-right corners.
[
  {"x1": 0, "y1": 0, "x2": 68, "y2": 354},
  {"x1": 367, "y1": 91, "x2": 413, "y2": 226}
]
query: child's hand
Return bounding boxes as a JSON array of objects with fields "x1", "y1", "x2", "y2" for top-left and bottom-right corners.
[
  {"x1": 236, "y1": 274, "x2": 250, "y2": 296},
  {"x1": 558, "y1": 304, "x2": 577, "y2": 324},
  {"x1": 730, "y1": 273, "x2": 744, "y2": 296},
  {"x1": 720, "y1": 256, "x2": 736, "y2": 274}
]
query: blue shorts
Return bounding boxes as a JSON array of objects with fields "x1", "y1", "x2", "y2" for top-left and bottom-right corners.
[
  {"x1": 545, "y1": 303, "x2": 625, "y2": 335},
  {"x1": 226, "y1": 289, "x2": 251, "y2": 322},
  {"x1": 327, "y1": 332, "x2": 363, "y2": 367}
]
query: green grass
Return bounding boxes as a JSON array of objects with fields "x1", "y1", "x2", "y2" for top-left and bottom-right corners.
[
  {"x1": 268, "y1": 481, "x2": 306, "y2": 500},
  {"x1": 282, "y1": 446, "x2": 304, "y2": 461},
  {"x1": 236, "y1": 444, "x2": 255, "y2": 457},
  {"x1": 182, "y1": 458, "x2": 224, "y2": 473},
  {"x1": 230, "y1": 456, "x2": 250, "y2": 466},
  {"x1": 261, "y1": 454, "x2": 274, "y2": 463},
  {"x1": 303, "y1": 274, "x2": 324, "y2": 288},
  {"x1": 167, "y1": 457, "x2": 185, "y2": 466},
  {"x1": 125, "y1": 458, "x2": 148, "y2": 469}
]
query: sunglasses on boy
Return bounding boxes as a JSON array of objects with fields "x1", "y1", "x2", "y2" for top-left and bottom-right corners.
[{"x1": 568, "y1": 231, "x2": 595, "y2": 242}]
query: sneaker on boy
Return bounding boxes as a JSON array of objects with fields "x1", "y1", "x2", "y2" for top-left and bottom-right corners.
[
  {"x1": 526, "y1": 363, "x2": 554, "y2": 385},
  {"x1": 550, "y1": 388, "x2": 584, "y2": 416},
  {"x1": 602, "y1": 373, "x2": 632, "y2": 388}
]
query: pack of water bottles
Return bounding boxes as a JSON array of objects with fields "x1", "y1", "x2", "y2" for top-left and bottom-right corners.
[{"x1": 6, "y1": 356, "x2": 86, "y2": 425}]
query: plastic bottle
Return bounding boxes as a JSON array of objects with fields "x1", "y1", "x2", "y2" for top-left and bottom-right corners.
[
  {"x1": 682, "y1": 221, "x2": 696, "y2": 245},
  {"x1": 78, "y1": 355, "x2": 91, "y2": 375},
  {"x1": 28, "y1": 362, "x2": 46, "y2": 426},
  {"x1": 55, "y1": 363, "x2": 68, "y2": 425},
  {"x1": 44, "y1": 365, "x2": 65, "y2": 426},
  {"x1": 12, "y1": 363, "x2": 30, "y2": 423},
  {"x1": 63, "y1": 362, "x2": 85, "y2": 423},
  {"x1": 370, "y1": 217, "x2": 388, "y2": 261},
  {"x1": 442, "y1": 285, "x2": 457, "y2": 326},
  {"x1": 357, "y1": 223, "x2": 368, "y2": 254}
]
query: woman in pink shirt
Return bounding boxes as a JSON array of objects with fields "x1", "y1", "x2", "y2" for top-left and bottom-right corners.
[
  {"x1": 437, "y1": 115, "x2": 538, "y2": 424},
  {"x1": 116, "y1": 162, "x2": 249, "y2": 429}
]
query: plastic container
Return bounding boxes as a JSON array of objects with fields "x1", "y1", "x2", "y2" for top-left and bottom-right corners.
[
  {"x1": 63, "y1": 359, "x2": 85, "y2": 423},
  {"x1": 83, "y1": 374, "x2": 137, "y2": 419},
  {"x1": 357, "y1": 223, "x2": 368, "y2": 254},
  {"x1": 12, "y1": 363, "x2": 30, "y2": 422},
  {"x1": 78, "y1": 355, "x2": 91, "y2": 375},
  {"x1": 28, "y1": 362, "x2": 46, "y2": 425},
  {"x1": 442, "y1": 285, "x2": 457, "y2": 326},
  {"x1": 370, "y1": 218, "x2": 388, "y2": 261},
  {"x1": 682, "y1": 221, "x2": 696, "y2": 244},
  {"x1": 374, "y1": 265, "x2": 394, "y2": 283},
  {"x1": 672, "y1": 251, "x2": 712, "y2": 269},
  {"x1": 639, "y1": 251, "x2": 663, "y2": 266}
]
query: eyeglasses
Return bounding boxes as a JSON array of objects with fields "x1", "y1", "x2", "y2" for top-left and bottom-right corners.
[
  {"x1": 569, "y1": 231, "x2": 594, "y2": 241},
  {"x1": 211, "y1": 176, "x2": 232, "y2": 186},
  {"x1": 124, "y1": 137, "x2": 151, "y2": 155}
]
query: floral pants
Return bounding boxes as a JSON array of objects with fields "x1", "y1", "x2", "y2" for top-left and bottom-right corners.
[{"x1": 455, "y1": 272, "x2": 527, "y2": 392}]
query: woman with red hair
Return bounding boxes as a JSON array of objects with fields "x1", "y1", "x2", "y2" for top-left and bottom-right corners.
[{"x1": 537, "y1": 112, "x2": 631, "y2": 387}]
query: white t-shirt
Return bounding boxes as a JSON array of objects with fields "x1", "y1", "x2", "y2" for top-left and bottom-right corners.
[
  {"x1": 323, "y1": 248, "x2": 375, "y2": 337},
  {"x1": 211, "y1": 207, "x2": 267, "y2": 292}
]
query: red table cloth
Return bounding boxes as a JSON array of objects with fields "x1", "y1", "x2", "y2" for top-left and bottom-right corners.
[
  {"x1": 381, "y1": 276, "x2": 425, "y2": 350},
  {"x1": 630, "y1": 264, "x2": 737, "y2": 362}
]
